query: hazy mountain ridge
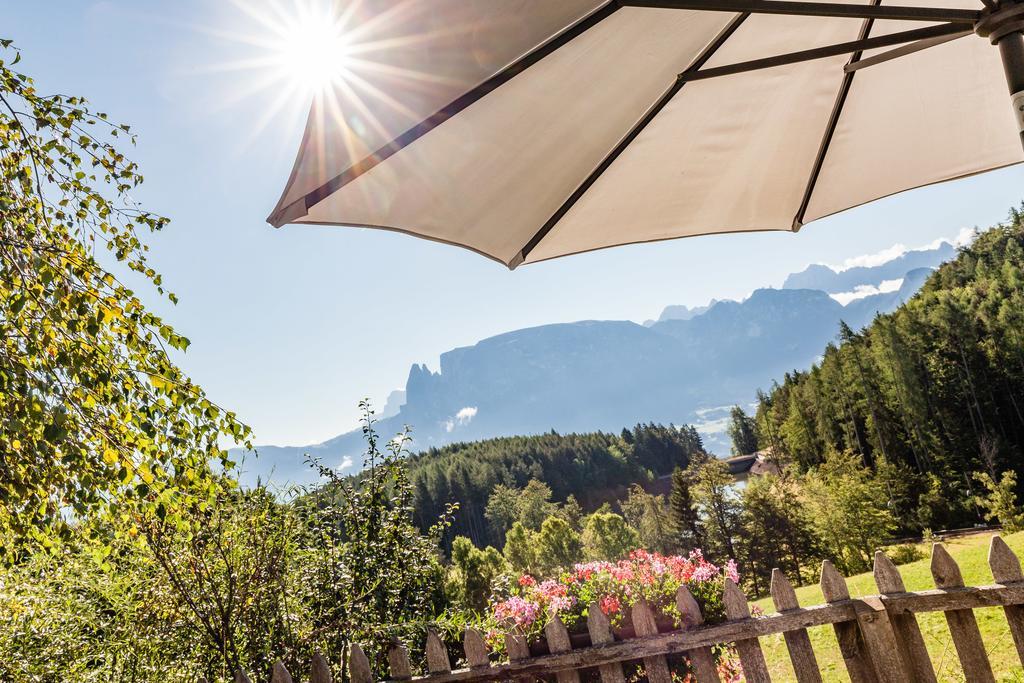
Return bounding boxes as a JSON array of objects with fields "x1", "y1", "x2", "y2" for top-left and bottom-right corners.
[
  {"x1": 782, "y1": 242, "x2": 955, "y2": 292},
  {"x1": 236, "y1": 244, "x2": 956, "y2": 487},
  {"x1": 643, "y1": 300, "x2": 719, "y2": 326}
]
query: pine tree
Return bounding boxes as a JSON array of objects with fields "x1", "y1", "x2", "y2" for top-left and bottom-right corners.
[
  {"x1": 669, "y1": 467, "x2": 705, "y2": 552},
  {"x1": 728, "y1": 406, "x2": 759, "y2": 455},
  {"x1": 556, "y1": 494, "x2": 584, "y2": 530}
]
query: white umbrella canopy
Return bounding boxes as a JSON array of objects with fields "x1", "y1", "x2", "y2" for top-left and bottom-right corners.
[{"x1": 268, "y1": 0, "x2": 1024, "y2": 269}]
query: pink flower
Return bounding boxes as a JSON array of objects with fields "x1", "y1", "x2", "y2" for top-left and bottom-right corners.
[
  {"x1": 610, "y1": 564, "x2": 635, "y2": 582},
  {"x1": 519, "y1": 575, "x2": 536, "y2": 587},
  {"x1": 494, "y1": 596, "x2": 541, "y2": 629},
  {"x1": 538, "y1": 579, "x2": 566, "y2": 598},
  {"x1": 666, "y1": 555, "x2": 694, "y2": 581},
  {"x1": 690, "y1": 561, "x2": 720, "y2": 583},
  {"x1": 548, "y1": 595, "x2": 576, "y2": 613},
  {"x1": 724, "y1": 559, "x2": 739, "y2": 585}
]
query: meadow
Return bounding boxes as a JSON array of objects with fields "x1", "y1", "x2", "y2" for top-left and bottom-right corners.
[{"x1": 752, "y1": 532, "x2": 1024, "y2": 682}]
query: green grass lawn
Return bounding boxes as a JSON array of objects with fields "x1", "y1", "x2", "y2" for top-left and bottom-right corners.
[{"x1": 749, "y1": 532, "x2": 1024, "y2": 682}]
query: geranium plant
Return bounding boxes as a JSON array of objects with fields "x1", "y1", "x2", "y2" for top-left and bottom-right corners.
[
  {"x1": 491, "y1": 549, "x2": 737, "y2": 638},
  {"x1": 486, "y1": 549, "x2": 744, "y2": 681}
]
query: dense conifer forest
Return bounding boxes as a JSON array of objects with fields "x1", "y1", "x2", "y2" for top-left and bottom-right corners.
[
  {"x1": 757, "y1": 207, "x2": 1024, "y2": 531},
  {"x1": 406, "y1": 424, "x2": 706, "y2": 549}
]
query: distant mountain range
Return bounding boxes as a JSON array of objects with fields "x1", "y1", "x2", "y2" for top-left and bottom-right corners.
[
  {"x1": 643, "y1": 300, "x2": 719, "y2": 326},
  {"x1": 782, "y1": 242, "x2": 955, "y2": 292},
  {"x1": 235, "y1": 243, "x2": 955, "y2": 487}
]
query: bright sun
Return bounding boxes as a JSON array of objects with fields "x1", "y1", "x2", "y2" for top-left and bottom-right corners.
[
  {"x1": 217, "y1": 0, "x2": 356, "y2": 97},
  {"x1": 209, "y1": 0, "x2": 432, "y2": 146},
  {"x1": 274, "y1": 10, "x2": 352, "y2": 92}
]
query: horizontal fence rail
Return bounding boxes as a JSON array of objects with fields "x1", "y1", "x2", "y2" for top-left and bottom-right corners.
[{"x1": 234, "y1": 536, "x2": 1024, "y2": 683}]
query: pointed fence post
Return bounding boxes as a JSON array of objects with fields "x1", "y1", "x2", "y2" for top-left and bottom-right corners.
[
  {"x1": 464, "y1": 627, "x2": 491, "y2": 669},
  {"x1": 505, "y1": 627, "x2": 532, "y2": 683},
  {"x1": 676, "y1": 586, "x2": 721, "y2": 683},
  {"x1": 853, "y1": 596, "x2": 910, "y2": 683},
  {"x1": 632, "y1": 600, "x2": 673, "y2": 683},
  {"x1": 989, "y1": 535, "x2": 1024, "y2": 667},
  {"x1": 587, "y1": 601, "x2": 626, "y2": 683},
  {"x1": 505, "y1": 627, "x2": 530, "y2": 661},
  {"x1": 931, "y1": 543, "x2": 995, "y2": 683},
  {"x1": 820, "y1": 561, "x2": 877, "y2": 683},
  {"x1": 426, "y1": 627, "x2": 452, "y2": 674},
  {"x1": 387, "y1": 641, "x2": 412, "y2": 681},
  {"x1": 546, "y1": 615, "x2": 581, "y2": 683},
  {"x1": 770, "y1": 568, "x2": 822, "y2": 683},
  {"x1": 349, "y1": 643, "x2": 375, "y2": 683},
  {"x1": 311, "y1": 652, "x2": 334, "y2": 683},
  {"x1": 271, "y1": 662, "x2": 294, "y2": 683},
  {"x1": 873, "y1": 551, "x2": 936, "y2": 683},
  {"x1": 723, "y1": 578, "x2": 771, "y2": 683},
  {"x1": 234, "y1": 669, "x2": 253, "y2": 683}
]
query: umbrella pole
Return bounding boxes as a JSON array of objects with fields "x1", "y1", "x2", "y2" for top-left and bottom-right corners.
[{"x1": 993, "y1": 12, "x2": 1024, "y2": 148}]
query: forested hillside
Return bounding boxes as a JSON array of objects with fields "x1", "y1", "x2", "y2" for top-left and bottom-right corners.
[
  {"x1": 759, "y1": 206, "x2": 1024, "y2": 530},
  {"x1": 410, "y1": 210, "x2": 1024, "y2": 605},
  {"x1": 405, "y1": 212, "x2": 1024, "y2": 568},
  {"x1": 406, "y1": 424, "x2": 706, "y2": 549}
]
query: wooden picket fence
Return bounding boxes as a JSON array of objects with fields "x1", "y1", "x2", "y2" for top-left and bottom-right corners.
[{"x1": 236, "y1": 536, "x2": 1024, "y2": 683}]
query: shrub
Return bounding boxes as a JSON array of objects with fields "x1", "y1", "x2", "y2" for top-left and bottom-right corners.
[
  {"x1": 886, "y1": 543, "x2": 926, "y2": 566},
  {"x1": 973, "y1": 471, "x2": 1024, "y2": 533}
]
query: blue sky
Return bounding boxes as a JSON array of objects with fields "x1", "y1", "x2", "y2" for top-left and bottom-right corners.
[{"x1": 7, "y1": 1, "x2": 1023, "y2": 447}]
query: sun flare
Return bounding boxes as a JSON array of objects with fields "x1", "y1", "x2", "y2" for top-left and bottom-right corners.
[
  {"x1": 208, "y1": 0, "x2": 458, "y2": 150},
  {"x1": 272, "y1": 8, "x2": 353, "y2": 92},
  {"x1": 216, "y1": 0, "x2": 358, "y2": 100}
]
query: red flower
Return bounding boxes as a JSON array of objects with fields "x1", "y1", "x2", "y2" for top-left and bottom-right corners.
[{"x1": 599, "y1": 595, "x2": 621, "y2": 615}]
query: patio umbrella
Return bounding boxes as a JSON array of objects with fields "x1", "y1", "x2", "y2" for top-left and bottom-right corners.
[{"x1": 267, "y1": 0, "x2": 1024, "y2": 268}]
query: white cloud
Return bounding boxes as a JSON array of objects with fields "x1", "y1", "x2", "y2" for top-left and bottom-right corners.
[
  {"x1": 337, "y1": 456, "x2": 354, "y2": 471},
  {"x1": 444, "y1": 406, "x2": 478, "y2": 433},
  {"x1": 694, "y1": 416, "x2": 731, "y2": 437},
  {"x1": 831, "y1": 278, "x2": 904, "y2": 305},
  {"x1": 924, "y1": 226, "x2": 978, "y2": 250},
  {"x1": 695, "y1": 405, "x2": 732, "y2": 418},
  {"x1": 833, "y1": 244, "x2": 909, "y2": 272},
  {"x1": 826, "y1": 226, "x2": 978, "y2": 273}
]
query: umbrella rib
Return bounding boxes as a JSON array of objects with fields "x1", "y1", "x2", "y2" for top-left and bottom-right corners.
[
  {"x1": 793, "y1": 0, "x2": 879, "y2": 229},
  {"x1": 272, "y1": 1, "x2": 622, "y2": 226},
  {"x1": 676, "y1": 22, "x2": 969, "y2": 82},
  {"x1": 511, "y1": 12, "x2": 750, "y2": 268},
  {"x1": 620, "y1": 0, "x2": 980, "y2": 24},
  {"x1": 844, "y1": 29, "x2": 973, "y2": 72}
]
